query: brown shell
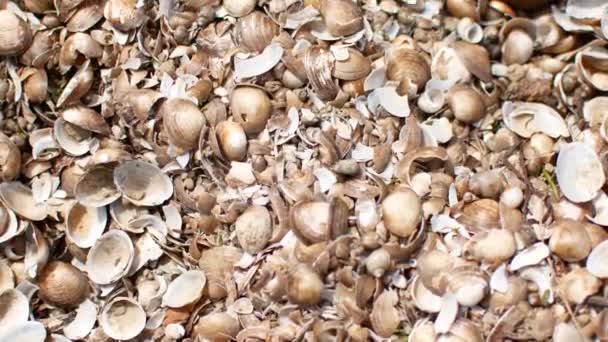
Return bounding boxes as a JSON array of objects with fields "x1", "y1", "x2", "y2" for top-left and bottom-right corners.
[
  {"x1": 198, "y1": 246, "x2": 243, "y2": 299},
  {"x1": 304, "y1": 46, "x2": 340, "y2": 100},
  {"x1": 61, "y1": 106, "x2": 111, "y2": 135},
  {"x1": 215, "y1": 121, "x2": 248, "y2": 161},
  {"x1": 0, "y1": 133, "x2": 21, "y2": 182},
  {"x1": 320, "y1": 0, "x2": 364, "y2": 37},
  {"x1": 162, "y1": 99, "x2": 207, "y2": 151},
  {"x1": 370, "y1": 291, "x2": 400, "y2": 337},
  {"x1": 193, "y1": 312, "x2": 240, "y2": 342},
  {"x1": 287, "y1": 264, "x2": 323, "y2": 305},
  {"x1": 452, "y1": 41, "x2": 492, "y2": 83},
  {"x1": 332, "y1": 48, "x2": 371, "y2": 81},
  {"x1": 457, "y1": 199, "x2": 500, "y2": 231},
  {"x1": 103, "y1": 0, "x2": 146, "y2": 32},
  {"x1": 386, "y1": 36, "x2": 430, "y2": 94},
  {"x1": 235, "y1": 11, "x2": 279, "y2": 53},
  {"x1": 230, "y1": 87, "x2": 272, "y2": 135},
  {"x1": 290, "y1": 197, "x2": 348, "y2": 245},
  {"x1": 23, "y1": 68, "x2": 48, "y2": 104},
  {"x1": 38, "y1": 261, "x2": 89, "y2": 307},
  {"x1": 0, "y1": 10, "x2": 33, "y2": 57}
]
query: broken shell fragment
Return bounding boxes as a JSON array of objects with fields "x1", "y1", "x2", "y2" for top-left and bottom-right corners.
[
  {"x1": 556, "y1": 143, "x2": 605, "y2": 203},
  {"x1": 0, "y1": 182, "x2": 47, "y2": 221},
  {"x1": 103, "y1": 0, "x2": 145, "y2": 32},
  {"x1": 38, "y1": 261, "x2": 88, "y2": 307},
  {"x1": 0, "y1": 288, "x2": 29, "y2": 331},
  {"x1": 113, "y1": 160, "x2": 173, "y2": 207},
  {"x1": 162, "y1": 270, "x2": 206, "y2": 308},
  {"x1": 320, "y1": 0, "x2": 364, "y2": 37},
  {"x1": 85, "y1": 230, "x2": 134, "y2": 284},
  {"x1": 587, "y1": 240, "x2": 608, "y2": 278},
  {"x1": 99, "y1": 297, "x2": 146, "y2": 340}
]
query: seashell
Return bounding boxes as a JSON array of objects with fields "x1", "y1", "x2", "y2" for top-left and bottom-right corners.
[
  {"x1": 549, "y1": 219, "x2": 591, "y2": 262},
  {"x1": 61, "y1": 106, "x2": 110, "y2": 135},
  {"x1": 0, "y1": 182, "x2": 47, "y2": 221},
  {"x1": 24, "y1": 226, "x2": 50, "y2": 279},
  {"x1": 66, "y1": 0, "x2": 104, "y2": 32},
  {"x1": 198, "y1": 246, "x2": 242, "y2": 299},
  {"x1": 456, "y1": 17, "x2": 483, "y2": 43},
  {"x1": 556, "y1": 143, "x2": 604, "y2": 203},
  {"x1": 20, "y1": 31, "x2": 56, "y2": 68},
  {"x1": 332, "y1": 48, "x2": 371, "y2": 80},
  {"x1": 583, "y1": 96, "x2": 608, "y2": 127},
  {"x1": 290, "y1": 197, "x2": 348, "y2": 245},
  {"x1": 287, "y1": 264, "x2": 323, "y2": 305},
  {"x1": 412, "y1": 276, "x2": 442, "y2": 313},
  {"x1": 509, "y1": 242, "x2": 550, "y2": 271},
  {"x1": 86, "y1": 230, "x2": 134, "y2": 284},
  {"x1": 63, "y1": 299, "x2": 97, "y2": 340},
  {"x1": 23, "y1": 68, "x2": 48, "y2": 104},
  {"x1": 386, "y1": 36, "x2": 430, "y2": 94},
  {"x1": 231, "y1": 86, "x2": 272, "y2": 135},
  {"x1": 161, "y1": 99, "x2": 207, "y2": 151},
  {"x1": 0, "y1": 288, "x2": 29, "y2": 331},
  {"x1": 234, "y1": 42, "x2": 283, "y2": 79},
  {"x1": 447, "y1": 85, "x2": 486, "y2": 123},
  {"x1": 446, "y1": 0, "x2": 488, "y2": 20},
  {"x1": 445, "y1": 267, "x2": 489, "y2": 306},
  {"x1": 382, "y1": 188, "x2": 422, "y2": 238},
  {"x1": 193, "y1": 312, "x2": 240, "y2": 342},
  {"x1": 365, "y1": 248, "x2": 392, "y2": 278},
  {"x1": 576, "y1": 46, "x2": 608, "y2": 92},
  {"x1": 113, "y1": 160, "x2": 173, "y2": 207},
  {"x1": 54, "y1": 119, "x2": 95, "y2": 157},
  {"x1": 38, "y1": 261, "x2": 89, "y2": 307},
  {"x1": 320, "y1": 0, "x2": 364, "y2": 37},
  {"x1": 0, "y1": 259, "x2": 14, "y2": 292},
  {"x1": 23, "y1": 0, "x2": 54, "y2": 13},
  {"x1": 445, "y1": 319, "x2": 483, "y2": 342},
  {"x1": 553, "y1": 323, "x2": 585, "y2": 342},
  {"x1": 470, "y1": 228, "x2": 516, "y2": 262},
  {"x1": 59, "y1": 33, "x2": 103, "y2": 72},
  {"x1": 136, "y1": 272, "x2": 166, "y2": 311},
  {"x1": 66, "y1": 202, "x2": 107, "y2": 248},
  {"x1": 502, "y1": 101, "x2": 569, "y2": 139},
  {"x1": 0, "y1": 10, "x2": 32, "y2": 57},
  {"x1": 103, "y1": 0, "x2": 146, "y2": 32},
  {"x1": 370, "y1": 291, "x2": 400, "y2": 338},
  {"x1": 0, "y1": 132, "x2": 21, "y2": 181},
  {"x1": 118, "y1": 89, "x2": 163, "y2": 122},
  {"x1": 558, "y1": 268, "x2": 600, "y2": 305},
  {"x1": 99, "y1": 297, "x2": 146, "y2": 340},
  {"x1": 235, "y1": 205, "x2": 272, "y2": 254},
  {"x1": 417, "y1": 250, "x2": 453, "y2": 294},
  {"x1": 410, "y1": 320, "x2": 437, "y2": 342},
  {"x1": 304, "y1": 46, "x2": 340, "y2": 100},
  {"x1": 499, "y1": 18, "x2": 536, "y2": 65},
  {"x1": 451, "y1": 41, "x2": 492, "y2": 83},
  {"x1": 75, "y1": 166, "x2": 120, "y2": 207},
  {"x1": 223, "y1": 0, "x2": 256, "y2": 17},
  {"x1": 587, "y1": 240, "x2": 608, "y2": 278},
  {"x1": 1, "y1": 321, "x2": 46, "y2": 341},
  {"x1": 29, "y1": 128, "x2": 60, "y2": 161},
  {"x1": 215, "y1": 121, "x2": 248, "y2": 161},
  {"x1": 235, "y1": 11, "x2": 279, "y2": 53},
  {"x1": 57, "y1": 61, "x2": 94, "y2": 107},
  {"x1": 162, "y1": 270, "x2": 206, "y2": 308},
  {"x1": 489, "y1": 275, "x2": 528, "y2": 311}
]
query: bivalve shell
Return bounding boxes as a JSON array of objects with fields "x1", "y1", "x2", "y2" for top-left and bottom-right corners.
[
  {"x1": 235, "y1": 11, "x2": 279, "y2": 53},
  {"x1": 320, "y1": 0, "x2": 364, "y2": 37},
  {"x1": 215, "y1": 121, "x2": 248, "y2": 161},
  {"x1": 235, "y1": 205, "x2": 272, "y2": 254},
  {"x1": 61, "y1": 106, "x2": 111, "y2": 135},
  {"x1": 99, "y1": 297, "x2": 146, "y2": 340},
  {"x1": 85, "y1": 230, "x2": 134, "y2": 284},
  {"x1": 198, "y1": 246, "x2": 242, "y2": 299},
  {"x1": 0, "y1": 288, "x2": 29, "y2": 331},
  {"x1": 113, "y1": 160, "x2": 173, "y2": 207},
  {"x1": 38, "y1": 261, "x2": 89, "y2": 307},
  {"x1": 75, "y1": 166, "x2": 121, "y2": 207},
  {"x1": 290, "y1": 197, "x2": 348, "y2": 245},
  {"x1": 103, "y1": 0, "x2": 146, "y2": 32},
  {"x1": 162, "y1": 270, "x2": 206, "y2": 308},
  {"x1": 193, "y1": 312, "x2": 240, "y2": 342},
  {"x1": 382, "y1": 188, "x2": 422, "y2": 238},
  {"x1": 223, "y1": 0, "x2": 256, "y2": 17},
  {"x1": 66, "y1": 202, "x2": 107, "y2": 248},
  {"x1": 556, "y1": 143, "x2": 605, "y2": 203},
  {"x1": 0, "y1": 321, "x2": 46, "y2": 342},
  {"x1": 161, "y1": 99, "x2": 206, "y2": 151},
  {"x1": 576, "y1": 46, "x2": 608, "y2": 92},
  {"x1": 0, "y1": 10, "x2": 32, "y2": 57},
  {"x1": 230, "y1": 87, "x2": 272, "y2": 135},
  {"x1": 332, "y1": 48, "x2": 371, "y2": 81},
  {"x1": 0, "y1": 182, "x2": 47, "y2": 221},
  {"x1": 370, "y1": 291, "x2": 400, "y2": 338},
  {"x1": 0, "y1": 133, "x2": 21, "y2": 181}
]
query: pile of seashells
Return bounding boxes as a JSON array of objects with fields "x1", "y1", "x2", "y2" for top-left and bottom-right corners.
[{"x1": 3, "y1": 0, "x2": 608, "y2": 340}]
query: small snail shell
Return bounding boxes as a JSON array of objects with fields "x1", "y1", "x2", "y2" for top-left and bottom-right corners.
[
  {"x1": 0, "y1": 10, "x2": 33, "y2": 57},
  {"x1": 382, "y1": 188, "x2": 422, "y2": 238},
  {"x1": 287, "y1": 264, "x2": 323, "y2": 305},
  {"x1": 230, "y1": 87, "x2": 272, "y2": 135},
  {"x1": 215, "y1": 121, "x2": 248, "y2": 161},
  {"x1": 162, "y1": 99, "x2": 207, "y2": 151},
  {"x1": 320, "y1": 0, "x2": 364, "y2": 37},
  {"x1": 38, "y1": 261, "x2": 89, "y2": 307},
  {"x1": 447, "y1": 85, "x2": 486, "y2": 123}
]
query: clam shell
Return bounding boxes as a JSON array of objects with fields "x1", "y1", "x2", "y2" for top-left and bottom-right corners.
[
  {"x1": 445, "y1": 267, "x2": 489, "y2": 306},
  {"x1": 502, "y1": 101, "x2": 569, "y2": 139},
  {"x1": 198, "y1": 246, "x2": 242, "y2": 299},
  {"x1": 412, "y1": 276, "x2": 442, "y2": 313},
  {"x1": 136, "y1": 272, "x2": 166, "y2": 311},
  {"x1": 0, "y1": 203, "x2": 19, "y2": 244},
  {"x1": 386, "y1": 37, "x2": 430, "y2": 94},
  {"x1": 161, "y1": 99, "x2": 207, "y2": 151},
  {"x1": 113, "y1": 161, "x2": 173, "y2": 207},
  {"x1": 75, "y1": 166, "x2": 121, "y2": 207},
  {"x1": 57, "y1": 61, "x2": 94, "y2": 108},
  {"x1": 0, "y1": 182, "x2": 47, "y2": 221},
  {"x1": 583, "y1": 96, "x2": 608, "y2": 127},
  {"x1": 304, "y1": 46, "x2": 340, "y2": 100},
  {"x1": 66, "y1": 202, "x2": 107, "y2": 248},
  {"x1": 0, "y1": 289, "x2": 29, "y2": 331},
  {"x1": 0, "y1": 10, "x2": 33, "y2": 57},
  {"x1": 235, "y1": 11, "x2": 279, "y2": 53},
  {"x1": 61, "y1": 106, "x2": 110, "y2": 135},
  {"x1": 109, "y1": 200, "x2": 148, "y2": 231},
  {"x1": 103, "y1": 0, "x2": 146, "y2": 32},
  {"x1": 235, "y1": 205, "x2": 272, "y2": 254},
  {"x1": 54, "y1": 118, "x2": 95, "y2": 157},
  {"x1": 1, "y1": 321, "x2": 46, "y2": 342},
  {"x1": 576, "y1": 46, "x2": 608, "y2": 91},
  {"x1": 99, "y1": 297, "x2": 146, "y2": 340},
  {"x1": 587, "y1": 240, "x2": 608, "y2": 278},
  {"x1": 66, "y1": 0, "x2": 104, "y2": 32},
  {"x1": 38, "y1": 261, "x2": 89, "y2": 307},
  {"x1": 230, "y1": 86, "x2": 273, "y2": 135},
  {"x1": 370, "y1": 291, "x2": 399, "y2": 338},
  {"x1": 162, "y1": 270, "x2": 206, "y2": 308},
  {"x1": 332, "y1": 48, "x2": 371, "y2": 80},
  {"x1": 63, "y1": 299, "x2": 97, "y2": 340},
  {"x1": 86, "y1": 230, "x2": 134, "y2": 284},
  {"x1": 29, "y1": 128, "x2": 60, "y2": 161},
  {"x1": 556, "y1": 142, "x2": 605, "y2": 203}
]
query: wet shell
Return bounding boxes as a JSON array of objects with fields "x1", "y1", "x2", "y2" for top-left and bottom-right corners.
[
  {"x1": 0, "y1": 182, "x2": 47, "y2": 221},
  {"x1": 85, "y1": 230, "x2": 134, "y2": 284},
  {"x1": 382, "y1": 189, "x2": 422, "y2": 238},
  {"x1": 103, "y1": 0, "x2": 146, "y2": 32},
  {"x1": 66, "y1": 202, "x2": 107, "y2": 248},
  {"x1": 162, "y1": 270, "x2": 206, "y2": 308},
  {"x1": 162, "y1": 99, "x2": 207, "y2": 151},
  {"x1": 113, "y1": 160, "x2": 173, "y2": 207},
  {"x1": 75, "y1": 166, "x2": 121, "y2": 207},
  {"x1": 0, "y1": 10, "x2": 33, "y2": 56},
  {"x1": 231, "y1": 87, "x2": 272, "y2": 135},
  {"x1": 99, "y1": 297, "x2": 146, "y2": 340},
  {"x1": 38, "y1": 261, "x2": 89, "y2": 307},
  {"x1": 235, "y1": 205, "x2": 272, "y2": 254},
  {"x1": 332, "y1": 48, "x2": 371, "y2": 81},
  {"x1": 556, "y1": 143, "x2": 605, "y2": 203},
  {"x1": 235, "y1": 11, "x2": 279, "y2": 53}
]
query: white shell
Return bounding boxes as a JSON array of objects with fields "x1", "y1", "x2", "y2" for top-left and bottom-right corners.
[
  {"x1": 136, "y1": 272, "x2": 167, "y2": 311},
  {"x1": 583, "y1": 96, "x2": 608, "y2": 127},
  {"x1": 66, "y1": 202, "x2": 107, "y2": 248},
  {"x1": 99, "y1": 297, "x2": 146, "y2": 340},
  {"x1": 553, "y1": 323, "x2": 585, "y2": 342},
  {"x1": 556, "y1": 142, "x2": 605, "y2": 203},
  {"x1": 0, "y1": 321, "x2": 46, "y2": 342},
  {"x1": 0, "y1": 289, "x2": 29, "y2": 332},
  {"x1": 411, "y1": 276, "x2": 441, "y2": 313},
  {"x1": 509, "y1": 242, "x2": 550, "y2": 271},
  {"x1": 162, "y1": 270, "x2": 206, "y2": 308},
  {"x1": 63, "y1": 299, "x2": 97, "y2": 340},
  {"x1": 109, "y1": 200, "x2": 148, "y2": 231},
  {"x1": 85, "y1": 230, "x2": 134, "y2": 284},
  {"x1": 0, "y1": 204, "x2": 20, "y2": 244},
  {"x1": 53, "y1": 118, "x2": 95, "y2": 156},
  {"x1": 587, "y1": 240, "x2": 608, "y2": 278},
  {"x1": 0, "y1": 259, "x2": 14, "y2": 293},
  {"x1": 234, "y1": 42, "x2": 284, "y2": 79},
  {"x1": 0, "y1": 182, "x2": 47, "y2": 221},
  {"x1": 75, "y1": 167, "x2": 121, "y2": 207},
  {"x1": 502, "y1": 101, "x2": 569, "y2": 138},
  {"x1": 434, "y1": 293, "x2": 458, "y2": 334},
  {"x1": 113, "y1": 161, "x2": 173, "y2": 207}
]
